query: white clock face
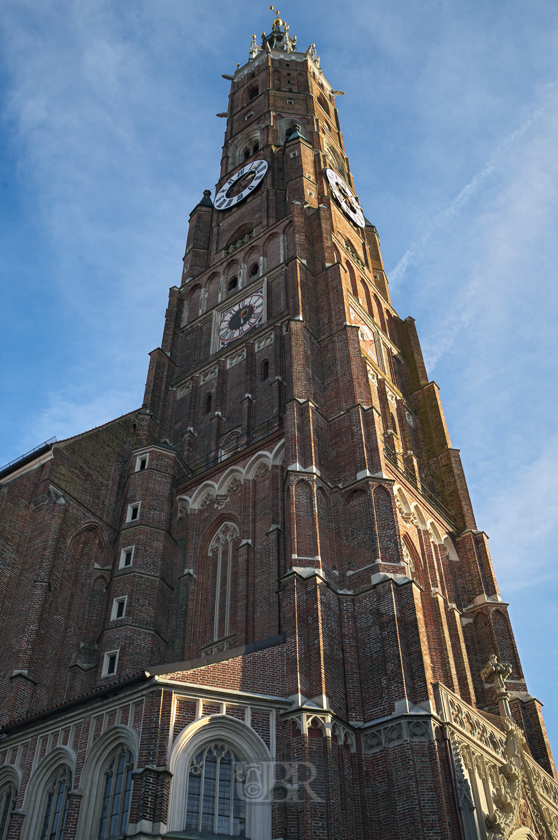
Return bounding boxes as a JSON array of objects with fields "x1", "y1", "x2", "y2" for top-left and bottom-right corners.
[
  {"x1": 214, "y1": 160, "x2": 269, "y2": 210},
  {"x1": 218, "y1": 291, "x2": 264, "y2": 347},
  {"x1": 325, "y1": 168, "x2": 365, "y2": 228}
]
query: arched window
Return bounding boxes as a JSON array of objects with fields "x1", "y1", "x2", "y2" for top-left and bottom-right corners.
[
  {"x1": 185, "y1": 743, "x2": 246, "y2": 837},
  {"x1": 0, "y1": 785, "x2": 16, "y2": 840},
  {"x1": 317, "y1": 93, "x2": 331, "y2": 117},
  {"x1": 249, "y1": 262, "x2": 259, "y2": 277},
  {"x1": 209, "y1": 523, "x2": 239, "y2": 641},
  {"x1": 261, "y1": 359, "x2": 269, "y2": 380},
  {"x1": 39, "y1": 767, "x2": 72, "y2": 840},
  {"x1": 248, "y1": 86, "x2": 258, "y2": 101},
  {"x1": 346, "y1": 263, "x2": 358, "y2": 297},
  {"x1": 205, "y1": 393, "x2": 212, "y2": 415},
  {"x1": 98, "y1": 748, "x2": 134, "y2": 840},
  {"x1": 228, "y1": 276, "x2": 238, "y2": 292},
  {"x1": 360, "y1": 279, "x2": 373, "y2": 316}
]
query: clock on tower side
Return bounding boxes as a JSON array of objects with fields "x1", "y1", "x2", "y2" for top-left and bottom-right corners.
[{"x1": 140, "y1": 17, "x2": 556, "y2": 781}]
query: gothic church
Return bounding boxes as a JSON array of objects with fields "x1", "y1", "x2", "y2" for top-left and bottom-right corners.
[{"x1": 0, "y1": 13, "x2": 557, "y2": 840}]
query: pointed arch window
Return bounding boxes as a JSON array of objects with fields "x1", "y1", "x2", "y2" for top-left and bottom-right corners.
[
  {"x1": 205, "y1": 393, "x2": 212, "y2": 415},
  {"x1": 185, "y1": 743, "x2": 246, "y2": 837},
  {"x1": 0, "y1": 784, "x2": 16, "y2": 840},
  {"x1": 261, "y1": 359, "x2": 269, "y2": 381},
  {"x1": 39, "y1": 767, "x2": 72, "y2": 840},
  {"x1": 209, "y1": 523, "x2": 240, "y2": 641},
  {"x1": 98, "y1": 748, "x2": 134, "y2": 840}
]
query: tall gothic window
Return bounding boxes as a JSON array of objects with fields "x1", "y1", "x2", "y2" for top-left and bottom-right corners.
[
  {"x1": 185, "y1": 743, "x2": 246, "y2": 837},
  {"x1": 209, "y1": 523, "x2": 239, "y2": 641},
  {"x1": 39, "y1": 767, "x2": 72, "y2": 840},
  {"x1": 0, "y1": 785, "x2": 16, "y2": 840},
  {"x1": 98, "y1": 748, "x2": 134, "y2": 839}
]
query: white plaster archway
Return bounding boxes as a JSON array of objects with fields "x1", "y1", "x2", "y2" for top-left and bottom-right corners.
[
  {"x1": 21, "y1": 746, "x2": 76, "y2": 840},
  {"x1": 443, "y1": 535, "x2": 459, "y2": 562},
  {"x1": 168, "y1": 715, "x2": 273, "y2": 840},
  {"x1": 410, "y1": 502, "x2": 428, "y2": 530},
  {"x1": 75, "y1": 725, "x2": 139, "y2": 840}
]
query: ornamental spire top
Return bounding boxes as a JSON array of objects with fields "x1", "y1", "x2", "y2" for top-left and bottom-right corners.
[{"x1": 249, "y1": 7, "x2": 297, "y2": 59}]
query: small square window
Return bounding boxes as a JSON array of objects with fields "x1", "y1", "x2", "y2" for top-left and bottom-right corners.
[
  {"x1": 111, "y1": 597, "x2": 127, "y2": 620},
  {"x1": 103, "y1": 650, "x2": 119, "y2": 677},
  {"x1": 135, "y1": 454, "x2": 148, "y2": 472},
  {"x1": 287, "y1": 99, "x2": 294, "y2": 105},
  {"x1": 120, "y1": 546, "x2": 134, "y2": 568},
  {"x1": 127, "y1": 502, "x2": 141, "y2": 523}
]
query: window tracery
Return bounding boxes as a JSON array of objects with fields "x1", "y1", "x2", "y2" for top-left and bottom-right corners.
[
  {"x1": 185, "y1": 743, "x2": 246, "y2": 837},
  {"x1": 97, "y1": 748, "x2": 134, "y2": 840},
  {"x1": 209, "y1": 523, "x2": 240, "y2": 641},
  {"x1": 0, "y1": 785, "x2": 15, "y2": 840},
  {"x1": 39, "y1": 767, "x2": 72, "y2": 840}
]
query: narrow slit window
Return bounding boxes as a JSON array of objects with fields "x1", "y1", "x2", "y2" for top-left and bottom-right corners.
[
  {"x1": 127, "y1": 503, "x2": 140, "y2": 522},
  {"x1": 112, "y1": 598, "x2": 127, "y2": 620},
  {"x1": 120, "y1": 547, "x2": 134, "y2": 568},
  {"x1": 261, "y1": 359, "x2": 269, "y2": 381},
  {"x1": 103, "y1": 651, "x2": 119, "y2": 677},
  {"x1": 138, "y1": 457, "x2": 147, "y2": 471},
  {"x1": 205, "y1": 393, "x2": 212, "y2": 414}
]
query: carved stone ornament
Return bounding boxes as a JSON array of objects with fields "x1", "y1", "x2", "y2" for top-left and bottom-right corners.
[
  {"x1": 226, "y1": 347, "x2": 246, "y2": 369},
  {"x1": 363, "y1": 718, "x2": 431, "y2": 754},
  {"x1": 200, "y1": 491, "x2": 216, "y2": 509},
  {"x1": 481, "y1": 655, "x2": 513, "y2": 719},
  {"x1": 177, "y1": 380, "x2": 192, "y2": 400},
  {"x1": 200, "y1": 366, "x2": 218, "y2": 385},
  {"x1": 209, "y1": 522, "x2": 240, "y2": 552},
  {"x1": 436, "y1": 683, "x2": 558, "y2": 840},
  {"x1": 177, "y1": 497, "x2": 190, "y2": 519},
  {"x1": 255, "y1": 331, "x2": 274, "y2": 352},
  {"x1": 227, "y1": 477, "x2": 242, "y2": 495}
]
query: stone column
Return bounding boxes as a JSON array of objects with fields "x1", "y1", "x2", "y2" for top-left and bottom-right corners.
[{"x1": 481, "y1": 654, "x2": 512, "y2": 719}]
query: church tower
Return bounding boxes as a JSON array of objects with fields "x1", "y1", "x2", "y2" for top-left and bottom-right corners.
[{"x1": 0, "y1": 12, "x2": 557, "y2": 840}]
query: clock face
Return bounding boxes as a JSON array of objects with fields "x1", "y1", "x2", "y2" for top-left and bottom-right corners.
[
  {"x1": 214, "y1": 160, "x2": 269, "y2": 211},
  {"x1": 325, "y1": 168, "x2": 365, "y2": 228},
  {"x1": 218, "y1": 291, "x2": 264, "y2": 347}
]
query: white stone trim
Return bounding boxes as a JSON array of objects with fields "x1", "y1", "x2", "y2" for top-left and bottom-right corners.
[
  {"x1": 167, "y1": 715, "x2": 272, "y2": 840},
  {"x1": 111, "y1": 596, "x2": 128, "y2": 621},
  {"x1": 135, "y1": 454, "x2": 149, "y2": 472},
  {"x1": 184, "y1": 439, "x2": 284, "y2": 513},
  {"x1": 0, "y1": 450, "x2": 54, "y2": 486},
  {"x1": 126, "y1": 502, "x2": 141, "y2": 523},
  {"x1": 119, "y1": 545, "x2": 135, "y2": 569},
  {"x1": 102, "y1": 649, "x2": 120, "y2": 678},
  {"x1": 75, "y1": 725, "x2": 139, "y2": 840},
  {"x1": 20, "y1": 746, "x2": 76, "y2": 840}
]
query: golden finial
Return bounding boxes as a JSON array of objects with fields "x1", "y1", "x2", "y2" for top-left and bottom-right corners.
[{"x1": 270, "y1": 5, "x2": 283, "y2": 25}]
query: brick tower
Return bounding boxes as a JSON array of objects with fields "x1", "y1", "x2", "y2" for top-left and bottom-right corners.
[{"x1": 0, "y1": 13, "x2": 557, "y2": 840}]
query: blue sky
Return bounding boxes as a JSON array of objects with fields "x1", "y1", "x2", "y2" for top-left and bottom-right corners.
[{"x1": 2, "y1": 0, "x2": 558, "y2": 745}]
